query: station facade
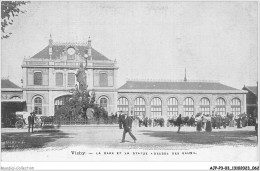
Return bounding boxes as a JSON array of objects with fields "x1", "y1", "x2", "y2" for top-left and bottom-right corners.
[
  {"x1": 22, "y1": 36, "x2": 118, "y2": 116},
  {"x1": 21, "y1": 37, "x2": 247, "y2": 119},
  {"x1": 118, "y1": 81, "x2": 247, "y2": 120}
]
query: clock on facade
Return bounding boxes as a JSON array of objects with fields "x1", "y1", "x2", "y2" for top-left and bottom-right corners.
[{"x1": 67, "y1": 47, "x2": 76, "y2": 55}]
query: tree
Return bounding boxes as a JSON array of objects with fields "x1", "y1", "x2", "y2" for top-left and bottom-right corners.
[{"x1": 1, "y1": 1, "x2": 29, "y2": 39}]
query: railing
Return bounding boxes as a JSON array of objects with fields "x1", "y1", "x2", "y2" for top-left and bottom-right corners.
[
  {"x1": 54, "y1": 62, "x2": 81, "y2": 66},
  {"x1": 52, "y1": 116, "x2": 118, "y2": 125},
  {"x1": 24, "y1": 61, "x2": 115, "y2": 67},
  {"x1": 27, "y1": 61, "x2": 49, "y2": 65},
  {"x1": 93, "y1": 62, "x2": 115, "y2": 67}
]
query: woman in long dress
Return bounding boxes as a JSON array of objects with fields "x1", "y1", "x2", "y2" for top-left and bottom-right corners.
[
  {"x1": 237, "y1": 117, "x2": 242, "y2": 128},
  {"x1": 229, "y1": 118, "x2": 235, "y2": 127},
  {"x1": 195, "y1": 116, "x2": 202, "y2": 132},
  {"x1": 205, "y1": 115, "x2": 212, "y2": 132}
]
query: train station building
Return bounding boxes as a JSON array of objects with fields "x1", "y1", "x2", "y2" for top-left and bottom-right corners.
[{"x1": 19, "y1": 37, "x2": 247, "y2": 119}]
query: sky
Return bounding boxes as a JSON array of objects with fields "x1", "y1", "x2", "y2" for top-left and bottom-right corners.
[{"x1": 1, "y1": 1, "x2": 258, "y2": 89}]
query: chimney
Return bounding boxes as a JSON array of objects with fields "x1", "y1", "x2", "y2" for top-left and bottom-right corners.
[
  {"x1": 87, "y1": 36, "x2": 92, "y2": 60},
  {"x1": 49, "y1": 34, "x2": 53, "y2": 59}
]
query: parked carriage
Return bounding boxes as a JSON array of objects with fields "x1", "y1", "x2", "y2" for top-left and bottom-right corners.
[{"x1": 15, "y1": 111, "x2": 42, "y2": 129}]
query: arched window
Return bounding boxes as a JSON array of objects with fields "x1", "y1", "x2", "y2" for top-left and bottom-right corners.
[
  {"x1": 183, "y1": 97, "x2": 194, "y2": 117},
  {"x1": 100, "y1": 97, "x2": 108, "y2": 111},
  {"x1": 99, "y1": 72, "x2": 108, "y2": 87},
  {"x1": 34, "y1": 72, "x2": 42, "y2": 85},
  {"x1": 151, "y1": 97, "x2": 162, "y2": 118},
  {"x1": 134, "y1": 97, "x2": 146, "y2": 117},
  {"x1": 215, "y1": 98, "x2": 226, "y2": 116},
  {"x1": 167, "y1": 97, "x2": 178, "y2": 118},
  {"x1": 34, "y1": 97, "x2": 42, "y2": 115},
  {"x1": 200, "y1": 98, "x2": 210, "y2": 115},
  {"x1": 231, "y1": 98, "x2": 241, "y2": 118},
  {"x1": 117, "y1": 97, "x2": 129, "y2": 113}
]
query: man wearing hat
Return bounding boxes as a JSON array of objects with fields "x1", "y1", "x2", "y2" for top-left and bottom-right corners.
[
  {"x1": 28, "y1": 111, "x2": 35, "y2": 133},
  {"x1": 121, "y1": 113, "x2": 137, "y2": 143}
]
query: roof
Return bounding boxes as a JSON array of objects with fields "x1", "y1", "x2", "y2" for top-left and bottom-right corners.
[
  {"x1": 119, "y1": 81, "x2": 239, "y2": 91},
  {"x1": 31, "y1": 44, "x2": 110, "y2": 61},
  {"x1": 1, "y1": 79, "x2": 21, "y2": 89},
  {"x1": 243, "y1": 86, "x2": 257, "y2": 96}
]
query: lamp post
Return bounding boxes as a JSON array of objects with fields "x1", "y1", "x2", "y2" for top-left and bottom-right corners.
[{"x1": 131, "y1": 107, "x2": 134, "y2": 118}]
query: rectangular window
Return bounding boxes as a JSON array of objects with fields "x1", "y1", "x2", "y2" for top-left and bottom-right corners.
[
  {"x1": 99, "y1": 72, "x2": 108, "y2": 87},
  {"x1": 231, "y1": 107, "x2": 241, "y2": 118},
  {"x1": 68, "y1": 73, "x2": 75, "y2": 86},
  {"x1": 216, "y1": 107, "x2": 226, "y2": 116},
  {"x1": 34, "y1": 97, "x2": 42, "y2": 115},
  {"x1": 56, "y1": 73, "x2": 63, "y2": 86},
  {"x1": 167, "y1": 106, "x2": 178, "y2": 118},
  {"x1": 200, "y1": 107, "x2": 210, "y2": 115},
  {"x1": 183, "y1": 106, "x2": 194, "y2": 117},
  {"x1": 34, "y1": 72, "x2": 42, "y2": 85}
]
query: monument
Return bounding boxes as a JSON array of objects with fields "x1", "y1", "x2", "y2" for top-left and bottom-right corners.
[{"x1": 54, "y1": 56, "x2": 108, "y2": 124}]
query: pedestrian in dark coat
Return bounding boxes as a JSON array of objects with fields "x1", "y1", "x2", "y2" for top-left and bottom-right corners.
[
  {"x1": 176, "y1": 114, "x2": 183, "y2": 133},
  {"x1": 222, "y1": 116, "x2": 227, "y2": 128},
  {"x1": 242, "y1": 117, "x2": 247, "y2": 127},
  {"x1": 118, "y1": 113, "x2": 123, "y2": 129},
  {"x1": 211, "y1": 116, "x2": 216, "y2": 129},
  {"x1": 28, "y1": 112, "x2": 35, "y2": 133},
  {"x1": 224, "y1": 116, "x2": 229, "y2": 128},
  {"x1": 196, "y1": 116, "x2": 202, "y2": 132},
  {"x1": 144, "y1": 117, "x2": 148, "y2": 127},
  {"x1": 138, "y1": 117, "x2": 142, "y2": 127},
  {"x1": 188, "y1": 116, "x2": 195, "y2": 127},
  {"x1": 215, "y1": 115, "x2": 221, "y2": 129},
  {"x1": 148, "y1": 118, "x2": 152, "y2": 127},
  {"x1": 121, "y1": 114, "x2": 137, "y2": 143}
]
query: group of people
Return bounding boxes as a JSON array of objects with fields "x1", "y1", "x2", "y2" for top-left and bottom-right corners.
[
  {"x1": 137, "y1": 117, "x2": 165, "y2": 127},
  {"x1": 167, "y1": 115, "x2": 196, "y2": 127},
  {"x1": 195, "y1": 114, "x2": 213, "y2": 132},
  {"x1": 116, "y1": 111, "x2": 256, "y2": 142},
  {"x1": 165, "y1": 112, "x2": 254, "y2": 133},
  {"x1": 194, "y1": 113, "x2": 252, "y2": 132},
  {"x1": 110, "y1": 112, "x2": 119, "y2": 124},
  {"x1": 169, "y1": 114, "x2": 197, "y2": 133},
  {"x1": 211, "y1": 115, "x2": 232, "y2": 129}
]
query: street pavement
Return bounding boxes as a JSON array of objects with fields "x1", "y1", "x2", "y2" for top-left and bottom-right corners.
[{"x1": 1, "y1": 125, "x2": 258, "y2": 162}]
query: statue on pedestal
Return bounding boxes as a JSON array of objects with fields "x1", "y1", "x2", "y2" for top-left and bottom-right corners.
[
  {"x1": 55, "y1": 58, "x2": 107, "y2": 124},
  {"x1": 76, "y1": 63, "x2": 87, "y2": 93}
]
